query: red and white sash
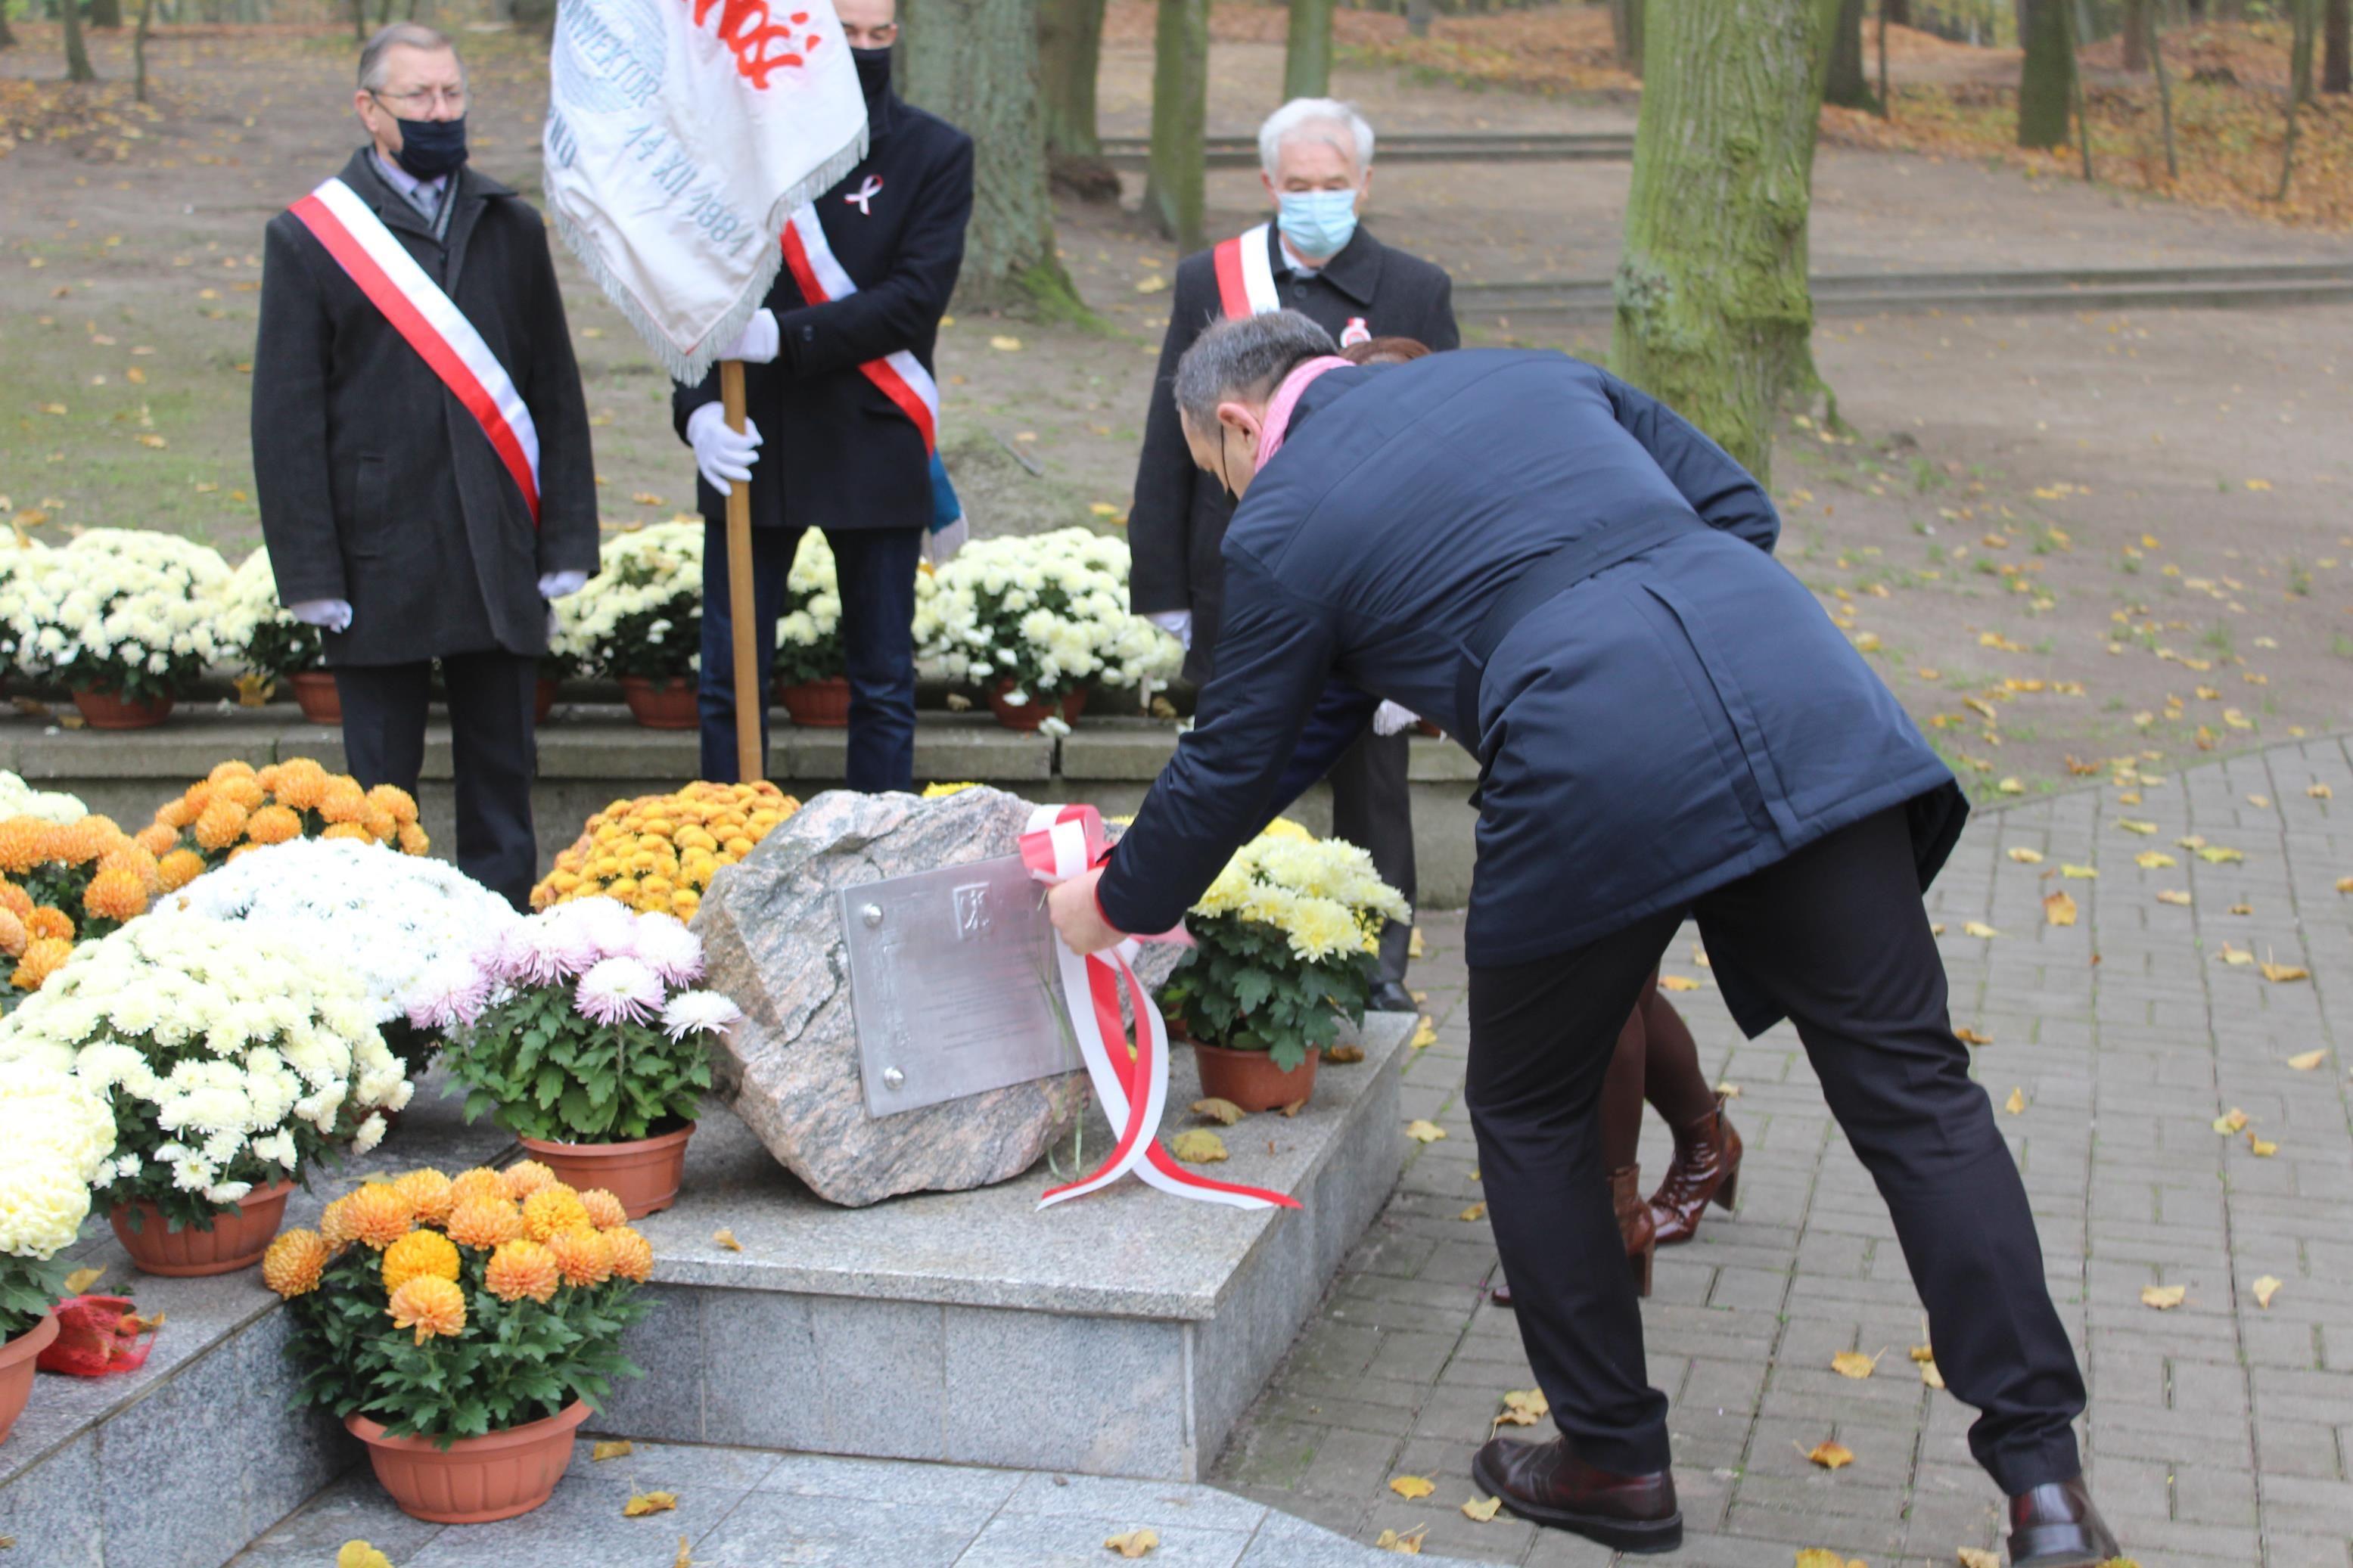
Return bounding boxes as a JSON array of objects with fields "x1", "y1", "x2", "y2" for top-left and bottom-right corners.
[
  {"x1": 1021, "y1": 804, "x2": 1301, "y2": 1213},
  {"x1": 288, "y1": 178, "x2": 541, "y2": 525},
  {"x1": 780, "y1": 205, "x2": 939, "y2": 455},
  {"x1": 1211, "y1": 222, "x2": 1282, "y2": 320}
]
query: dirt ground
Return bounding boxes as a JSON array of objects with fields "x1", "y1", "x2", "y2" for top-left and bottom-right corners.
[{"x1": 2, "y1": 19, "x2": 2349, "y2": 800}]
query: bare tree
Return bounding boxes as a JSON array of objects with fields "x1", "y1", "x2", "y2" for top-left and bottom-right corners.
[
  {"x1": 2325, "y1": 0, "x2": 2348, "y2": 93},
  {"x1": 1141, "y1": 0, "x2": 1208, "y2": 251},
  {"x1": 64, "y1": 0, "x2": 98, "y2": 82}
]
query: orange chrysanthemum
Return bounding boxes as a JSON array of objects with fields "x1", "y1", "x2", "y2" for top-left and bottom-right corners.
[
  {"x1": 318, "y1": 1192, "x2": 356, "y2": 1247},
  {"x1": 580, "y1": 1188, "x2": 629, "y2": 1231},
  {"x1": 501, "y1": 1160, "x2": 558, "y2": 1201},
  {"x1": 340, "y1": 1183, "x2": 414, "y2": 1250},
  {"x1": 263, "y1": 1228, "x2": 331, "y2": 1298},
  {"x1": 444, "y1": 1197, "x2": 524, "y2": 1251},
  {"x1": 152, "y1": 795, "x2": 198, "y2": 831},
  {"x1": 134, "y1": 823, "x2": 178, "y2": 857},
  {"x1": 482, "y1": 1238, "x2": 561, "y2": 1304},
  {"x1": 368, "y1": 784, "x2": 420, "y2": 825},
  {"x1": 98, "y1": 841, "x2": 160, "y2": 891},
  {"x1": 255, "y1": 763, "x2": 282, "y2": 792},
  {"x1": 547, "y1": 1227, "x2": 614, "y2": 1288},
  {"x1": 381, "y1": 1228, "x2": 462, "y2": 1294},
  {"x1": 396, "y1": 822, "x2": 431, "y2": 857},
  {"x1": 25, "y1": 905, "x2": 72, "y2": 942},
  {"x1": 48, "y1": 820, "x2": 106, "y2": 866},
  {"x1": 244, "y1": 804, "x2": 303, "y2": 846},
  {"x1": 11, "y1": 936, "x2": 71, "y2": 992},
  {"x1": 82, "y1": 867, "x2": 149, "y2": 924},
  {"x1": 208, "y1": 759, "x2": 258, "y2": 786},
  {"x1": 356, "y1": 806, "x2": 395, "y2": 843},
  {"x1": 392, "y1": 1168, "x2": 455, "y2": 1227},
  {"x1": 271, "y1": 759, "x2": 331, "y2": 812},
  {"x1": 0, "y1": 881, "x2": 30, "y2": 921},
  {"x1": 387, "y1": 1274, "x2": 468, "y2": 1343},
  {"x1": 0, "y1": 908, "x2": 26, "y2": 961},
  {"x1": 0, "y1": 820, "x2": 53, "y2": 876},
  {"x1": 603, "y1": 1225, "x2": 654, "y2": 1284},
  {"x1": 521, "y1": 1185, "x2": 593, "y2": 1244},
  {"x1": 319, "y1": 822, "x2": 374, "y2": 844},
  {"x1": 446, "y1": 1167, "x2": 508, "y2": 1206},
  {"x1": 157, "y1": 849, "x2": 206, "y2": 893},
  {"x1": 319, "y1": 778, "x2": 368, "y2": 824},
  {"x1": 193, "y1": 798, "x2": 250, "y2": 852},
  {"x1": 215, "y1": 775, "x2": 266, "y2": 812}
]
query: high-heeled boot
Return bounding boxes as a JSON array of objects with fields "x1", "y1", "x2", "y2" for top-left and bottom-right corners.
[
  {"x1": 1490, "y1": 1166, "x2": 1657, "y2": 1308},
  {"x1": 1647, "y1": 1093, "x2": 1742, "y2": 1247}
]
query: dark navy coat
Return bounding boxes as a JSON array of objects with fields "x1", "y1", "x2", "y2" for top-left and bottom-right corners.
[{"x1": 1096, "y1": 349, "x2": 1966, "y2": 1032}]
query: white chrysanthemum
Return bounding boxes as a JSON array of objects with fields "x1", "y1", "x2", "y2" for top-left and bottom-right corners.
[
  {"x1": 660, "y1": 989, "x2": 742, "y2": 1042},
  {"x1": 576, "y1": 956, "x2": 663, "y2": 1026},
  {"x1": 0, "y1": 768, "x2": 86, "y2": 824},
  {"x1": 629, "y1": 913, "x2": 704, "y2": 985}
]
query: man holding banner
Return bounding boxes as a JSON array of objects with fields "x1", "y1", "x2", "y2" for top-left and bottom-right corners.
[
  {"x1": 253, "y1": 22, "x2": 599, "y2": 908},
  {"x1": 668, "y1": 0, "x2": 973, "y2": 791}
]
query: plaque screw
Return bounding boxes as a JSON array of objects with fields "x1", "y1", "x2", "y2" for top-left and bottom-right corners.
[
  {"x1": 881, "y1": 1066, "x2": 906, "y2": 1090},
  {"x1": 861, "y1": 903, "x2": 884, "y2": 927}
]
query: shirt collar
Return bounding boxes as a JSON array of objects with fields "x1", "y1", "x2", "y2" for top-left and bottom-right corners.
[
  {"x1": 1264, "y1": 222, "x2": 1380, "y2": 306},
  {"x1": 372, "y1": 148, "x2": 447, "y2": 213}
]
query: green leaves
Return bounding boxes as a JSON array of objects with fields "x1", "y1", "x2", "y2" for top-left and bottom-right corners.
[
  {"x1": 0, "y1": 1253, "x2": 70, "y2": 1340},
  {"x1": 440, "y1": 983, "x2": 711, "y2": 1145},
  {"x1": 1161, "y1": 911, "x2": 1372, "y2": 1074}
]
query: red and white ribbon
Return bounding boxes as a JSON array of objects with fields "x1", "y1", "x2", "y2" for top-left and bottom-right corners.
[
  {"x1": 780, "y1": 204, "x2": 938, "y2": 455},
  {"x1": 1211, "y1": 222, "x2": 1281, "y2": 320},
  {"x1": 1020, "y1": 803, "x2": 1301, "y2": 1212},
  {"x1": 288, "y1": 178, "x2": 542, "y2": 524}
]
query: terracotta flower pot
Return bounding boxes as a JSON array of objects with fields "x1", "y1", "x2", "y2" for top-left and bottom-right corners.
[
  {"x1": 516, "y1": 1123, "x2": 695, "y2": 1219},
  {"x1": 1191, "y1": 1040, "x2": 1321, "y2": 1115},
  {"x1": 776, "y1": 675, "x2": 851, "y2": 728},
  {"x1": 0, "y1": 1313, "x2": 59, "y2": 1447},
  {"x1": 349, "y1": 1398, "x2": 589, "y2": 1524},
  {"x1": 289, "y1": 669, "x2": 341, "y2": 725},
  {"x1": 618, "y1": 675, "x2": 698, "y2": 731},
  {"x1": 987, "y1": 681, "x2": 1087, "y2": 732},
  {"x1": 109, "y1": 1178, "x2": 296, "y2": 1277},
  {"x1": 534, "y1": 678, "x2": 558, "y2": 724},
  {"x1": 71, "y1": 688, "x2": 175, "y2": 730}
]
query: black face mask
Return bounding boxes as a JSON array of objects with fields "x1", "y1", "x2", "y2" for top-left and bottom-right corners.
[
  {"x1": 390, "y1": 113, "x2": 468, "y2": 181},
  {"x1": 851, "y1": 46, "x2": 892, "y2": 107}
]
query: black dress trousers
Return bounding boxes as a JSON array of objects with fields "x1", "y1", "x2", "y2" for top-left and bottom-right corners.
[
  {"x1": 1465, "y1": 806, "x2": 2086, "y2": 1492},
  {"x1": 1324, "y1": 728, "x2": 1416, "y2": 986}
]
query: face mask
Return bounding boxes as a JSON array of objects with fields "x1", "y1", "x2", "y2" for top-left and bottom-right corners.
[
  {"x1": 1276, "y1": 188, "x2": 1359, "y2": 262},
  {"x1": 851, "y1": 46, "x2": 892, "y2": 106},
  {"x1": 390, "y1": 113, "x2": 468, "y2": 181}
]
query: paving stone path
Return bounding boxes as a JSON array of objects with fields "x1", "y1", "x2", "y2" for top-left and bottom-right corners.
[{"x1": 1213, "y1": 734, "x2": 2353, "y2": 1567}]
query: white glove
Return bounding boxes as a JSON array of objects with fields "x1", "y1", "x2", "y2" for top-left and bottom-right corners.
[
  {"x1": 686, "y1": 402, "x2": 763, "y2": 496},
  {"x1": 1145, "y1": 610, "x2": 1192, "y2": 650},
  {"x1": 537, "y1": 570, "x2": 588, "y2": 600},
  {"x1": 720, "y1": 308, "x2": 780, "y2": 365},
  {"x1": 1372, "y1": 700, "x2": 1419, "y2": 737},
  {"x1": 289, "y1": 598, "x2": 353, "y2": 633}
]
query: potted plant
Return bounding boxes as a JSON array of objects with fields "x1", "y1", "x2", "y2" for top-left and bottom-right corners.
[
  {"x1": 1161, "y1": 820, "x2": 1410, "y2": 1113},
  {"x1": 567, "y1": 522, "x2": 703, "y2": 730},
  {"x1": 0, "y1": 1058, "x2": 118, "y2": 1445},
  {"x1": 0, "y1": 770, "x2": 88, "y2": 827},
  {"x1": 0, "y1": 811, "x2": 162, "y2": 1002},
  {"x1": 223, "y1": 548, "x2": 334, "y2": 722},
  {"x1": 0, "y1": 539, "x2": 51, "y2": 695},
  {"x1": 772, "y1": 531, "x2": 850, "y2": 726},
  {"x1": 169, "y1": 837, "x2": 520, "y2": 1084},
  {"x1": 915, "y1": 528, "x2": 1179, "y2": 735},
  {"x1": 145, "y1": 756, "x2": 430, "y2": 872},
  {"x1": 265, "y1": 1160, "x2": 652, "y2": 1522},
  {"x1": 533, "y1": 780, "x2": 798, "y2": 922},
  {"x1": 0, "y1": 528, "x2": 232, "y2": 728},
  {"x1": 0, "y1": 911, "x2": 412, "y2": 1275},
  {"x1": 438, "y1": 897, "x2": 739, "y2": 1217}
]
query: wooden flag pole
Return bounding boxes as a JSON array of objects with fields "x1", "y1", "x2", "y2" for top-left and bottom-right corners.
[{"x1": 720, "y1": 359, "x2": 763, "y2": 784}]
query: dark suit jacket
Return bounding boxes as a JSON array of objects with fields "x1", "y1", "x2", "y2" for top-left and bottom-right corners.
[
  {"x1": 672, "y1": 92, "x2": 974, "y2": 535},
  {"x1": 251, "y1": 148, "x2": 598, "y2": 666},
  {"x1": 1127, "y1": 223, "x2": 1458, "y2": 682}
]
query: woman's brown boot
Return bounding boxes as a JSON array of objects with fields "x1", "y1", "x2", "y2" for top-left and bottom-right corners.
[
  {"x1": 1648, "y1": 1094, "x2": 1742, "y2": 1247},
  {"x1": 1614, "y1": 1165, "x2": 1656, "y2": 1297}
]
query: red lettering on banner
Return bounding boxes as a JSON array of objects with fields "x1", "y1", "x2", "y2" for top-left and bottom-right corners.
[{"x1": 687, "y1": 0, "x2": 821, "y2": 88}]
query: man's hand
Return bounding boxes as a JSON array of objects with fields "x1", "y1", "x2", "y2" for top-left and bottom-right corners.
[
  {"x1": 1046, "y1": 868, "x2": 1124, "y2": 956},
  {"x1": 686, "y1": 402, "x2": 763, "y2": 495}
]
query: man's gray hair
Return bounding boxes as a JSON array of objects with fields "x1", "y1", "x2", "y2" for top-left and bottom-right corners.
[
  {"x1": 1174, "y1": 312, "x2": 1338, "y2": 430},
  {"x1": 359, "y1": 22, "x2": 461, "y2": 92},
  {"x1": 1257, "y1": 97, "x2": 1375, "y2": 178}
]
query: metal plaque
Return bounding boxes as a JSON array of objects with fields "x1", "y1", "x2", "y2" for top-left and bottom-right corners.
[{"x1": 840, "y1": 854, "x2": 1080, "y2": 1118}]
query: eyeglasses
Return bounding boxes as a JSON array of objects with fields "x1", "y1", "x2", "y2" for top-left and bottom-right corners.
[{"x1": 371, "y1": 85, "x2": 468, "y2": 113}]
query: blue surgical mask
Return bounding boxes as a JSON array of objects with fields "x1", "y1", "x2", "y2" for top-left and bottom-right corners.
[{"x1": 1276, "y1": 189, "x2": 1359, "y2": 262}]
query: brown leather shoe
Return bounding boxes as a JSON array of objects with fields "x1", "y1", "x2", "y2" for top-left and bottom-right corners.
[
  {"x1": 1472, "y1": 1436, "x2": 1682, "y2": 1553},
  {"x1": 1649, "y1": 1092, "x2": 1742, "y2": 1246},
  {"x1": 1490, "y1": 1170, "x2": 1655, "y2": 1306},
  {"x1": 2007, "y1": 1475, "x2": 2122, "y2": 1566}
]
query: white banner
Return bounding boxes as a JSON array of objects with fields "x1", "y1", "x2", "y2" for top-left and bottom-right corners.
[{"x1": 542, "y1": 0, "x2": 869, "y2": 383}]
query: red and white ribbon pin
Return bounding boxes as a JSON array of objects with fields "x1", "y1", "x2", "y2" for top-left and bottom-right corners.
[{"x1": 1020, "y1": 803, "x2": 1301, "y2": 1212}]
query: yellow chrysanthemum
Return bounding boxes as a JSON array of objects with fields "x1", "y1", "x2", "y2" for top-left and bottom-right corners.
[
  {"x1": 262, "y1": 1228, "x2": 331, "y2": 1298},
  {"x1": 340, "y1": 1183, "x2": 414, "y2": 1250},
  {"x1": 318, "y1": 778, "x2": 368, "y2": 824},
  {"x1": 193, "y1": 798, "x2": 250, "y2": 852},
  {"x1": 319, "y1": 822, "x2": 374, "y2": 844},
  {"x1": 381, "y1": 1228, "x2": 462, "y2": 1294},
  {"x1": 394, "y1": 822, "x2": 431, "y2": 856},
  {"x1": 366, "y1": 784, "x2": 420, "y2": 824},
  {"x1": 446, "y1": 1167, "x2": 508, "y2": 1206},
  {"x1": 501, "y1": 1160, "x2": 558, "y2": 1201},
  {"x1": 134, "y1": 822, "x2": 179, "y2": 858},
  {"x1": 392, "y1": 1168, "x2": 456, "y2": 1227},
  {"x1": 359, "y1": 806, "x2": 398, "y2": 843},
  {"x1": 207, "y1": 759, "x2": 259, "y2": 786},
  {"x1": 244, "y1": 803, "x2": 303, "y2": 846},
  {"x1": 579, "y1": 1188, "x2": 629, "y2": 1230},
  {"x1": 272, "y1": 759, "x2": 331, "y2": 812},
  {"x1": 521, "y1": 1185, "x2": 593, "y2": 1244},
  {"x1": 215, "y1": 775, "x2": 266, "y2": 812},
  {"x1": 547, "y1": 1226, "x2": 614, "y2": 1287},
  {"x1": 12, "y1": 937, "x2": 73, "y2": 992},
  {"x1": 82, "y1": 867, "x2": 149, "y2": 924},
  {"x1": 444, "y1": 1197, "x2": 525, "y2": 1251},
  {"x1": 157, "y1": 849, "x2": 207, "y2": 893},
  {"x1": 1259, "y1": 816, "x2": 1314, "y2": 843},
  {"x1": 482, "y1": 1238, "x2": 560, "y2": 1304},
  {"x1": 604, "y1": 1225, "x2": 654, "y2": 1284},
  {"x1": 387, "y1": 1274, "x2": 467, "y2": 1343}
]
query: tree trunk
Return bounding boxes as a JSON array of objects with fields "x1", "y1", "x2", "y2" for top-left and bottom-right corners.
[
  {"x1": 1141, "y1": 0, "x2": 1209, "y2": 252},
  {"x1": 1609, "y1": 0, "x2": 1645, "y2": 71},
  {"x1": 2149, "y1": 2, "x2": 2177, "y2": 175},
  {"x1": 90, "y1": 0, "x2": 121, "y2": 27},
  {"x1": 1610, "y1": 0, "x2": 1837, "y2": 486},
  {"x1": 1039, "y1": 0, "x2": 1106, "y2": 156},
  {"x1": 1882, "y1": 0, "x2": 1907, "y2": 20},
  {"x1": 1406, "y1": 0, "x2": 1433, "y2": 40},
  {"x1": 901, "y1": 0, "x2": 1085, "y2": 317},
  {"x1": 2063, "y1": 0, "x2": 2093, "y2": 178},
  {"x1": 1823, "y1": 0, "x2": 1878, "y2": 107},
  {"x1": 1285, "y1": 0, "x2": 1335, "y2": 97},
  {"x1": 352, "y1": 0, "x2": 367, "y2": 40},
  {"x1": 2016, "y1": 0, "x2": 2073, "y2": 148},
  {"x1": 63, "y1": 0, "x2": 97, "y2": 80},
  {"x1": 1876, "y1": 0, "x2": 1890, "y2": 114},
  {"x1": 0, "y1": 9, "x2": 18, "y2": 50},
  {"x1": 2325, "y1": 0, "x2": 2348, "y2": 92},
  {"x1": 2279, "y1": 0, "x2": 2319, "y2": 198},
  {"x1": 2121, "y1": 0, "x2": 2147, "y2": 68},
  {"x1": 134, "y1": 0, "x2": 154, "y2": 98}
]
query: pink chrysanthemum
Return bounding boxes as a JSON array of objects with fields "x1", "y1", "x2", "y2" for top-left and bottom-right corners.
[
  {"x1": 558, "y1": 896, "x2": 641, "y2": 963},
  {"x1": 629, "y1": 912, "x2": 704, "y2": 986},
  {"x1": 505, "y1": 911, "x2": 601, "y2": 986},
  {"x1": 574, "y1": 955, "x2": 663, "y2": 1026},
  {"x1": 406, "y1": 953, "x2": 492, "y2": 1031},
  {"x1": 660, "y1": 989, "x2": 741, "y2": 1042}
]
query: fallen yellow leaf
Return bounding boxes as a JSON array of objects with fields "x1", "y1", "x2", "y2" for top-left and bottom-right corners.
[
  {"x1": 1410, "y1": 1017, "x2": 1438, "y2": 1049},
  {"x1": 1325, "y1": 1044, "x2": 1366, "y2": 1064},
  {"x1": 2219, "y1": 944, "x2": 2255, "y2": 967},
  {"x1": 988, "y1": 335, "x2": 1022, "y2": 351},
  {"x1": 2246, "y1": 794, "x2": 2271, "y2": 809},
  {"x1": 2252, "y1": 1275, "x2": 2283, "y2": 1309},
  {"x1": 1658, "y1": 973, "x2": 1702, "y2": 992},
  {"x1": 2061, "y1": 864, "x2": 2099, "y2": 879},
  {"x1": 1997, "y1": 777, "x2": 2025, "y2": 796},
  {"x1": 1170, "y1": 1129, "x2": 1228, "y2": 1163},
  {"x1": 1492, "y1": 1388, "x2": 1549, "y2": 1430},
  {"x1": 1388, "y1": 1473, "x2": 1436, "y2": 1500},
  {"x1": 2196, "y1": 846, "x2": 2244, "y2": 865},
  {"x1": 2177, "y1": 835, "x2": 2208, "y2": 850},
  {"x1": 2140, "y1": 1284, "x2": 2186, "y2": 1310},
  {"x1": 1374, "y1": 1525, "x2": 1426, "y2": 1554},
  {"x1": 622, "y1": 1490, "x2": 678, "y2": 1517},
  {"x1": 1088, "y1": 502, "x2": 1121, "y2": 517},
  {"x1": 1804, "y1": 1439, "x2": 1855, "y2": 1470},
  {"x1": 1458, "y1": 1202, "x2": 1487, "y2": 1222},
  {"x1": 1963, "y1": 921, "x2": 2000, "y2": 939},
  {"x1": 2307, "y1": 782, "x2": 2332, "y2": 800},
  {"x1": 2287, "y1": 1050, "x2": 2327, "y2": 1071},
  {"x1": 2134, "y1": 851, "x2": 2176, "y2": 869},
  {"x1": 2117, "y1": 819, "x2": 2157, "y2": 836},
  {"x1": 1794, "y1": 1552, "x2": 1867, "y2": 1568},
  {"x1": 2339, "y1": 877, "x2": 2353, "y2": 895},
  {"x1": 2214, "y1": 1108, "x2": 2249, "y2": 1134},
  {"x1": 61, "y1": 1265, "x2": 105, "y2": 1294},
  {"x1": 2043, "y1": 890, "x2": 2077, "y2": 927},
  {"x1": 1955, "y1": 1026, "x2": 1993, "y2": 1046},
  {"x1": 1830, "y1": 1349, "x2": 1880, "y2": 1380},
  {"x1": 2229, "y1": 902, "x2": 2253, "y2": 916},
  {"x1": 2156, "y1": 890, "x2": 2192, "y2": 906},
  {"x1": 674, "y1": 1535, "x2": 695, "y2": 1568},
  {"x1": 1460, "y1": 1495, "x2": 1503, "y2": 1523},
  {"x1": 629, "y1": 492, "x2": 665, "y2": 507},
  {"x1": 1921, "y1": 1358, "x2": 1946, "y2": 1389},
  {"x1": 1959, "y1": 1548, "x2": 2002, "y2": 1568},
  {"x1": 1104, "y1": 1526, "x2": 1160, "y2": 1557},
  {"x1": 1404, "y1": 1119, "x2": 1447, "y2": 1144},
  {"x1": 1189, "y1": 1097, "x2": 1244, "y2": 1126},
  {"x1": 2259, "y1": 959, "x2": 2310, "y2": 984},
  {"x1": 336, "y1": 1545, "x2": 393, "y2": 1568},
  {"x1": 1279, "y1": 1098, "x2": 1307, "y2": 1118},
  {"x1": 2247, "y1": 1134, "x2": 2278, "y2": 1157},
  {"x1": 592, "y1": 1439, "x2": 636, "y2": 1461},
  {"x1": 2008, "y1": 847, "x2": 2044, "y2": 864},
  {"x1": 711, "y1": 1228, "x2": 742, "y2": 1252},
  {"x1": 2003, "y1": 1086, "x2": 2026, "y2": 1115}
]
